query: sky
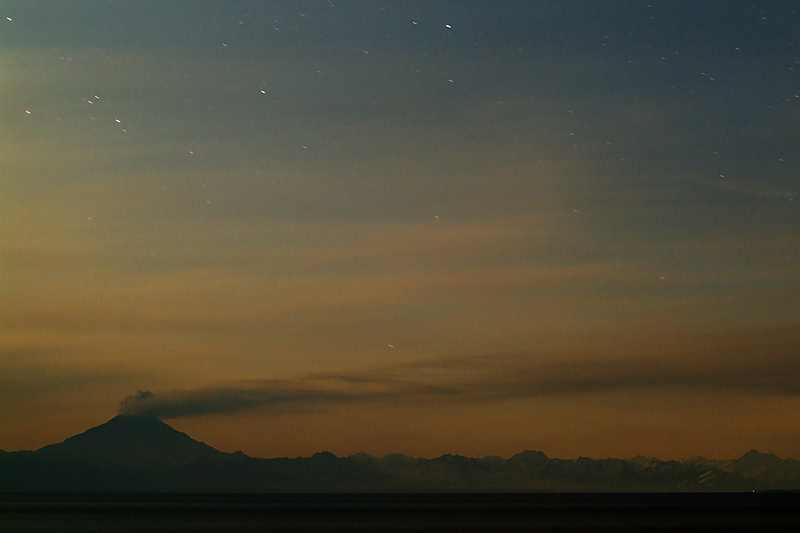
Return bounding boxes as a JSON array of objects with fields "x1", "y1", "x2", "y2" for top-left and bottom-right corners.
[{"x1": 2, "y1": 0, "x2": 799, "y2": 461}]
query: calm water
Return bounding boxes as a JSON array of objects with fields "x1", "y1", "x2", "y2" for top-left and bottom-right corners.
[{"x1": 2, "y1": 493, "x2": 799, "y2": 532}]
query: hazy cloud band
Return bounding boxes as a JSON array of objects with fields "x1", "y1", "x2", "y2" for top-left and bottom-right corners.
[{"x1": 120, "y1": 330, "x2": 800, "y2": 419}]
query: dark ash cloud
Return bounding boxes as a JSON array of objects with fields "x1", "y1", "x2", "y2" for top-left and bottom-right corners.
[
  {"x1": 118, "y1": 374, "x2": 461, "y2": 419},
  {"x1": 120, "y1": 328, "x2": 800, "y2": 419}
]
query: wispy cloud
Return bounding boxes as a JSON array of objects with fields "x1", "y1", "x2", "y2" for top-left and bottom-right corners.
[
  {"x1": 120, "y1": 325, "x2": 800, "y2": 419},
  {"x1": 119, "y1": 374, "x2": 459, "y2": 419}
]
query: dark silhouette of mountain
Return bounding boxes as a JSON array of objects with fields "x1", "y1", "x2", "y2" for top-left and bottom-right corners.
[
  {"x1": 722, "y1": 450, "x2": 800, "y2": 490},
  {"x1": 728, "y1": 449, "x2": 784, "y2": 474},
  {"x1": 627, "y1": 455, "x2": 660, "y2": 467},
  {"x1": 35, "y1": 414, "x2": 227, "y2": 471},
  {"x1": 2, "y1": 416, "x2": 800, "y2": 492}
]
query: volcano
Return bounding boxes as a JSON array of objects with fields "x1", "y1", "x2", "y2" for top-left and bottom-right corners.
[{"x1": 34, "y1": 414, "x2": 227, "y2": 471}]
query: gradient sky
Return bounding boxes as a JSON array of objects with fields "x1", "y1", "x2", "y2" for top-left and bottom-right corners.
[{"x1": 2, "y1": 0, "x2": 799, "y2": 461}]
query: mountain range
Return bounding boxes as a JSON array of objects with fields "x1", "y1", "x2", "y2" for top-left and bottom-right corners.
[{"x1": 2, "y1": 415, "x2": 799, "y2": 492}]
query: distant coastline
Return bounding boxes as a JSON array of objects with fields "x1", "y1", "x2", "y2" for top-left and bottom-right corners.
[{"x1": 3, "y1": 492, "x2": 800, "y2": 533}]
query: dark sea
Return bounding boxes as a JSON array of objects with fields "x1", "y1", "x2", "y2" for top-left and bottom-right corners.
[{"x1": 2, "y1": 493, "x2": 798, "y2": 532}]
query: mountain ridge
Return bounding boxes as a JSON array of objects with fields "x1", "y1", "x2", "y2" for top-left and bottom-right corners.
[
  {"x1": 2, "y1": 415, "x2": 799, "y2": 492},
  {"x1": 34, "y1": 414, "x2": 228, "y2": 471}
]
